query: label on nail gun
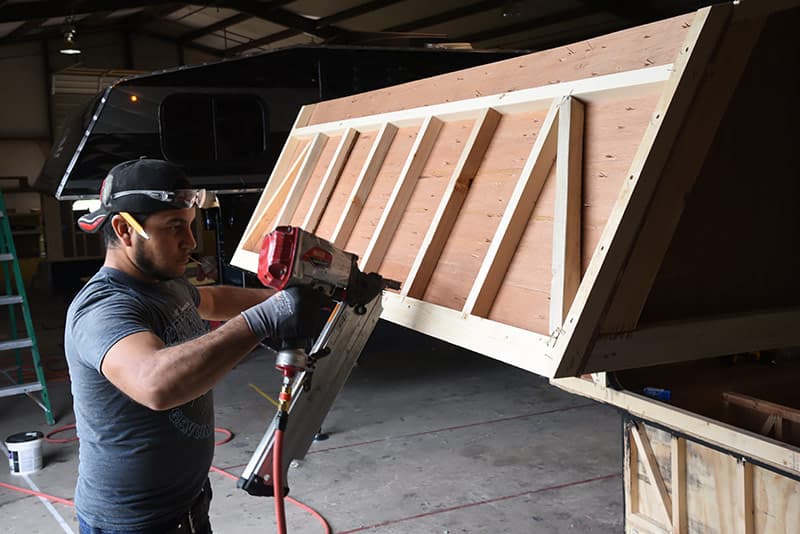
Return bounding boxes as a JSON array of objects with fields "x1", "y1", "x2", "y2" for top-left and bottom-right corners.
[
  {"x1": 295, "y1": 232, "x2": 352, "y2": 295},
  {"x1": 259, "y1": 226, "x2": 354, "y2": 297}
]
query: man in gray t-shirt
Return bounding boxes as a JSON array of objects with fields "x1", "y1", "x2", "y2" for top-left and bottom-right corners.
[{"x1": 66, "y1": 159, "x2": 329, "y2": 533}]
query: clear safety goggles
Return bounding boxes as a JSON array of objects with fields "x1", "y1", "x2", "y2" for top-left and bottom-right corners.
[{"x1": 110, "y1": 188, "x2": 211, "y2": 209}]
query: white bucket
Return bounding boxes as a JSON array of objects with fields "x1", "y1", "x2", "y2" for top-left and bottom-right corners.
[{"x1": 5, "y1": 431, "x2": 44, "y2": 475}]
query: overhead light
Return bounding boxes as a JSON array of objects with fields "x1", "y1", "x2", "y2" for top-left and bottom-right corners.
[{"x1": 60, "y1": 26, "x2": 81, "y2": 55}]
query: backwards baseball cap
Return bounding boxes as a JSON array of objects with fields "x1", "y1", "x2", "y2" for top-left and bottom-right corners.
[{"x1": 78, "y1": 159, "x2": 207, "y2": 234}]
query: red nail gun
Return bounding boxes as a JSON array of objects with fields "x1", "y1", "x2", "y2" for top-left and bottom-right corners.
[
  {"x1": 239, "y1": 227, "x2": 399, "y2": 499},
  {"x1": 258, "y1": 226, "x2": 400, "y2": 310}
]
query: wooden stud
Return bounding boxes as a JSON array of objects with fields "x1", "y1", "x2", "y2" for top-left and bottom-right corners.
[
  {"x1": 625, "y1": 422, "x2": 639, "y2": 516},
  {"x1": 403, "y1": 108, "x2": 502, "y2": 299},
  {"x1": 550, "y1": 96, "x2": 585, "y2": 334},
  {"x1": 242, "y1": 142, "x2": 310, "y2": 251},
  {"x1": 292, "y1": 66, "x2": 671, "y2": 138},
  {"x1": 585, "y1": 307, "x2": 800, "y2": 373},
  {"x1": 760, "y1": 414, "x2": 778, "y2": 437},
  {"x1": 330, "y1": 122, "x2": 398, "y2": 248},
  {"x1": 274, "y1": 133, "x2": 329, "y2": 227},
  {"x1": 629, "y1": 513, "x2": 670, "y2": 534},
  {"x1": 302, "y1": 128, "x2": 359, "y2": 232},
  {"x1": 463, "y1": 99, "x2": 560, "y2": 318},
  {"x1": 671, "y1": 436, "x2": 687, "y2": 534},
  {"x1": 722, "y1": 392, "x2": 800, "y2": 425},
  {"x1": 360, "y1": 116, "x2": 443, "y2": 273},
  {"x1": 381, "y1": 293, "x2": 553, "y2": 377},
  {"x1": 630, "y1": 422, "x2": 673, "y2": 527},
  {"x1": 238, "y1": 104, "x2": 316, "y2": 245},
  {"x1": 738, "y1": 460, "x2": 754, "y2": 534}
]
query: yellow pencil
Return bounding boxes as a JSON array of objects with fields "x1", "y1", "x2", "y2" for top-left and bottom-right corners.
[{"x1": 120, "y1": 211, "x2": 150, "y2": 240}]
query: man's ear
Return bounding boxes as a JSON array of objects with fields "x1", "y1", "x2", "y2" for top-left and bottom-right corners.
[{"x1": 110, "y1": 214, "x2": 134, "y2": 246}]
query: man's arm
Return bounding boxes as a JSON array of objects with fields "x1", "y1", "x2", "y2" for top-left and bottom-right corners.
[
  {"x1": 102, "y1": 316, "x2": 260, "y2": 411},
  {"x1": 101, "y1": 287, "x2": 329, "y2": 411},
  {"x1": 197, "y1": 285, "x2": 274, "y2": 321}
]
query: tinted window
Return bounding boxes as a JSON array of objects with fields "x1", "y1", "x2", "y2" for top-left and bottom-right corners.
[{"x1": 161, "y1": 94, "x2": 266, "y2": 162}]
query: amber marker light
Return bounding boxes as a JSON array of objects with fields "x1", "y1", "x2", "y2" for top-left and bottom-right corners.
[{"x1": 130, "y1": 94, "x2": 139, "y2": 103}]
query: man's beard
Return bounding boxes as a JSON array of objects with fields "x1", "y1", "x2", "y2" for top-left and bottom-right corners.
[{"x1": 133, "y1": 246, "x2": 179, "y2": 282}]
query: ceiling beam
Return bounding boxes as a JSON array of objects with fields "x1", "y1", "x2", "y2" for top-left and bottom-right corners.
[
  {"x1": 179, "y1": 12, "x2": 252, "y2": 42},
  {"x1": 0, "y1": 0, "x2": 176, "y2": 23},
  {"x1": 4, "y1": 18, "x2": 46, "y2": 39},
  {"x1": 459, "y1": 6, "x2": 599, "y2": 43},
  {"x1": 138, "y1": 28, "x2": 225, "y2": 57},
  {"x1": 385, "y1": 0, "x2": 507, "y2": 32},
  {"x1": 221, "y1": 0, "x2": 340, "y2": 39},
  {"x1": 223, "y1": 0, "x2": 405, "y2": 56}
]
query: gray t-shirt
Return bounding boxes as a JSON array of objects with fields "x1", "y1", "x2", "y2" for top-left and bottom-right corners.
[{"x1": 65, "y1": 267, "x2": 213, "y2": 530}]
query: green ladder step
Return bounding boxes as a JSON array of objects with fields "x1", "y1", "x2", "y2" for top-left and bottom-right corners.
[
  {"x1": 0, "y1": 190, "x2": 54, "y2": 425},
  {"x1": 0, "y1": 382, "x2": 43, "y2": 396},
  {"x1": 0, "y1": 338, "x2": 33, "y2": 351}
]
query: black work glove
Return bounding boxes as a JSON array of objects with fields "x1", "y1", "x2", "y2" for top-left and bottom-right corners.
[
  {"x1": 241, "y1": 286, "x2": 332, "y2": 343},
  {"x1": 346, "y1": 271, "x2": 385, "y2": 308}
]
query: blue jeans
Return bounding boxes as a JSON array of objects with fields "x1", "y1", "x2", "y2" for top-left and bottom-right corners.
[
  {"x1": 77, "y1": 516, "x2": 212, "y2": 534},
  {"x1": 77, "y1": 480, "x2": 212, "y2": 534}
]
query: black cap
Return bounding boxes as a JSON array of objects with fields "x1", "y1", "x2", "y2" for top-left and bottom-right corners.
[{"x1": 77, "y1": 159, "x2": 193, "y2": 234}]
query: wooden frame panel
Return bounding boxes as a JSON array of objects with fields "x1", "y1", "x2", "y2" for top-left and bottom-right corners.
[{"x1": 233, "y1": 2, "x2": 799, "y2": 381}]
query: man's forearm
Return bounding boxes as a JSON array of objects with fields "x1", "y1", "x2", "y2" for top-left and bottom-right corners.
[
  {"x1": 198, "y1": 285, "x2": 274, "y2": 321},
  {"x1": 146, "y1": 315, "x2": 262, "y2": 409}
]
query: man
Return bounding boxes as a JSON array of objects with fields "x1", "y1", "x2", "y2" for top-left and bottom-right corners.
[{"x1": 65, "y1": 158, "x2": 328, "y2": 533}]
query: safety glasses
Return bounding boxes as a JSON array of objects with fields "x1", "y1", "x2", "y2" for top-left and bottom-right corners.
[{"x1": 109, "y1": 188, "x2": 210, "y2": 209}]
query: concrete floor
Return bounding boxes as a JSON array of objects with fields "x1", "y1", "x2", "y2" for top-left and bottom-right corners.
[{"x1": 1, "y1": 293, "x2": 623, "y2": 533}]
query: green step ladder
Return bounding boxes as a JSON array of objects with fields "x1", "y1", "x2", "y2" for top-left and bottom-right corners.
[{"x1": 0, "y1": 191, "x2": 54, "y2": 425}]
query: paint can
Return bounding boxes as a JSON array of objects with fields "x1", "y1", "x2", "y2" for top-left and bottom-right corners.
[{"x1": 5, "y1": 431, "x2": 44, "y2": 475}]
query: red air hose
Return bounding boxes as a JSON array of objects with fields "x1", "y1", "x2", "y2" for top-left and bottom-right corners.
[{"x1": 273, "y1": 427, "x2": 288, "y2": 534}]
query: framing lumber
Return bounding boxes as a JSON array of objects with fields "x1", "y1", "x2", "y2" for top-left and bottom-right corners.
[
  {"x1": 402, "y1": 108, "x2": 502, "y2": 299},
  {"x1": 738, "y1": 460, "x2": 754, "y2": 534},
  {"x1": 330, "y1": 123, "x2": 398, "y2": 248},
  {"x1": 382, "y1": 293, "x2": 553, "y2": 377},
  {"x1": 274, "y1": 133, "x2": 328, "y2": 227},
  {"x1": 597, "y1": 13, "x2": 767, "y2": 335},
  {"x1": 584, "y1": 308, "x2": 800, "y2": 373},
  {"x1": 302, "y1": 129, "x2": 359, "y2": 232},
  {"x1": 462, "y1": 99, "x2": 559, "y2": 318},
  {"x1": 631, "y1": 422, "x2": 673, "y2": 527},
  {"x1": 292, "y1": 66, "x2": 670, "y2": 138},
  {"x1": 360, "y1": 116, "x2": 443, "y2": 273},
  {"x1": 554, "y1": 377, "x2": 800, "y2": 475},
  {"x1": 549, "y1": 96, "x2": 584, "y2": 334},
  {"x1": 671, "y1": 436, "x2": 687, "y2": 534}
]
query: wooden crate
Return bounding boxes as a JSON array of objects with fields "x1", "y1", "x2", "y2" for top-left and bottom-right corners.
[{"x1": 623, "y1": 415, "x2": 799, "y2": 534}]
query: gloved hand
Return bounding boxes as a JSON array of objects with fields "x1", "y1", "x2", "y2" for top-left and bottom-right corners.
[
  {"x1": 346, "y1": 271, "x2": 385, "y2": 308},
  {"x1": 241, "y1": 286, "x2": 332, "y2": 342}
]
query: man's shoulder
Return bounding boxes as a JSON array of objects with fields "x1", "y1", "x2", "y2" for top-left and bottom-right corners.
[{"x1": 68, "y1": 269, "x2": 141, "y2": 318}]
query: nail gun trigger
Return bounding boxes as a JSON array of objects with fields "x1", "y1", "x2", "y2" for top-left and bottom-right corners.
[
  {"x1": 309, "y1": 347, "x2": 331, "y2": 360},
  {"x1": 302, "y1": 371, "x2": 314, "y2": 392}
]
